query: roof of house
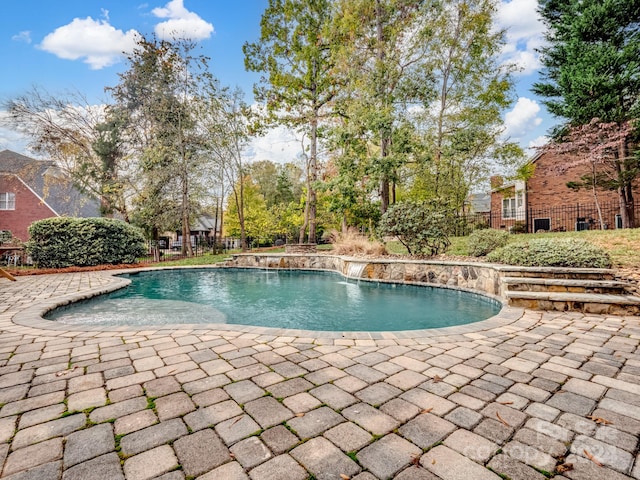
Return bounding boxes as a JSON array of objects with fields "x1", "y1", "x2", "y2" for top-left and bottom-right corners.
[
  {"x1": 466, "y1": 193, "x2": 491, "y2": 213},
  {"x1": 0, "y1": 149, "x2": 101, "y2": 218},
  {"x1": 192, "y1": 214, "x2": 219, "y2": 232}
]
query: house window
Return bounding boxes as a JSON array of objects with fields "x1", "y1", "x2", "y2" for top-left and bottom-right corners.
[
  {"x1": 0, "y1": 193, "x2": 15, "y2": 210},
  {"x1": 502, "y1": 197, "x2": 516, "y2": 219}
]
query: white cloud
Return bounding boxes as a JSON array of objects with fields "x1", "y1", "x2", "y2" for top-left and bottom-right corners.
[
  {"x1": 39, "y1": 17, "x2": 139, "y2": 69},
  {"x1": 496, "y1": 0, "x2": 546, "y2": 75},
  {"x1": 528, "y1": 135, "x2": 548, "y2": 148},
  {"x1": 508, "y1": 50, "x2": 540, "y2": 76},
  {"x1": 0, "y1": 112, "x2": 30, "y2": 154},
  {"x1": 152, "y1": 0, "x2": 214, "y2": 41},
  {"x1": 11, "y1": 31, "x2": 31, "y2": 44},
  {"x1": 245, "y1": 125, "x2": 304, "y2": 165},
  {"x1": 526, "y1": 135, "x2": 549, "y2": 157},
  {"x1": 504, "y1": 97, "x2": 543, "y2": 138}
]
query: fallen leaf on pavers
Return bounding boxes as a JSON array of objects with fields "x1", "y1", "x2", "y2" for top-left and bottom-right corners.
[
  {"x1": 229, "y1": 416, "x2": 243, "y2": 427},
  {"x1": 410, "y1": 454, "x2": 421, "y2": 466},
  {"x1": 340, "y1": 474, "x2": 350, "y2": 480},
  {"x1": 421, "y1": 408, "x2": 433, "y2": 414},
  {"x1": 432, "y1": 375, "x2": 443, "y2": 383},
  {"x1": 55, "y1": 365, "x2": 78, "y2": 377},
  {"x1": 431, "y1": 459, "x2": 436, "y2": 465},
  {"x1": 167, "y1": 369, "x2": 177, "y2": 375},
  {"x1": 498, "y1": 401, "x2": 513, "y2": 405},
  {"x1": 496, "y1": 412, "x2": 510, "y2": 427},
  {"x1": 556, "y1": 463, "x2": 574, "y2": 473},
  {"x1": 586, "y1": 415, "x2": 612, "y2": 425},
  {"x1": 584, "y1": 450, "x2": 603, "y2": 467},
  {"x1": 295, "y1": 413, "x2": 305, "y2": 417}
]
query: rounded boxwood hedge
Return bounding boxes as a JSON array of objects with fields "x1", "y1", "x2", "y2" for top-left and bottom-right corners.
[
  {"x1": 486, "y1": 238, "x2": 612, "y2": 268},
  {"x1": 27, "y1": 217, "x2": 146, "y2": 268},
  {"x1": 467, "y1": 229, "x2": 510, "y2": 257}
]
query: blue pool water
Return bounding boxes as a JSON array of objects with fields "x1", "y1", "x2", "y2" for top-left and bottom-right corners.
[{"x1": 46, "y1": 269, "x2": 501, "y2": 331}]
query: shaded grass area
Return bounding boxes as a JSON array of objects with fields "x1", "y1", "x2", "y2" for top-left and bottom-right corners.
[
  {"x1": 390, "y1": 228, "x2": 640, "y2": 268},
  {"x1": 152, "y1": 252, "x2": 231, "y2": 267}
]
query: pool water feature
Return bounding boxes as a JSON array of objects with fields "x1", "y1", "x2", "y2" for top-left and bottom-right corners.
[{"x1": 46, "y1": 268, "x2": 501, "y2": 331}]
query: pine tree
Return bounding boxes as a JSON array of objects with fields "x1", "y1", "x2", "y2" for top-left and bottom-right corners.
[{"x1": 533, "y1": 0, "x2": 640, "y2": 227}]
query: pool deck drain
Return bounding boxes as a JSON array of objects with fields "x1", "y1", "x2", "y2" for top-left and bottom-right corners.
[{"x1": 0, "y1": 270, "x2": 639, "y2": 479}]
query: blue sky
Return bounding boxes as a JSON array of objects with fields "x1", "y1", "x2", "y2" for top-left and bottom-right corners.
[{"x1": 0, "y1": 0, "x2": 553, "y2": 164}]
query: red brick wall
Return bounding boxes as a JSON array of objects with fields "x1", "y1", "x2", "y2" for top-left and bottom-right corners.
[
  {"x1": 0, "y1": 175, "x2": 57, "y2": 241},
  {"x1": 490, "y1": 152, "x2": 640, "y2": 232},
  {"x1": 490, "y1": 185, "x2": 517, "y2": 229},
  {"x1": 526, "y1": 152, "x2": 625, "y2": 209}
]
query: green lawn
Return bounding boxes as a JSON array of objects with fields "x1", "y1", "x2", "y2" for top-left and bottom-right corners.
[
  {"x1": 385, "y1": 228, "x2": 640, "y2": 268},
  {"x1": 159, "y1": 229, "x2": 640, "y2": 269}
]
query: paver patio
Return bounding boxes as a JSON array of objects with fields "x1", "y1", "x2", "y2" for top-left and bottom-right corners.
[{"x1": 0, "y1": 269, "x2": 639, "y2": 479}]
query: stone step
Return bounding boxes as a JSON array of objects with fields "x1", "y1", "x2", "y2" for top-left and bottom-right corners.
[
  {"x1": 495, "y1": 265, "x2": 615, "y2": 281},
  {"x1": 506, "y1": 290, "x2": 640, "y2": 315},
  {"x1": 502, "y1": 277, "x2": 629, "y2": 294}
]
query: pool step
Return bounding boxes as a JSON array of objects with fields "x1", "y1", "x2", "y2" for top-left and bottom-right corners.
[
  {"x1": 502, "y1": 277, "x2": 630, "y2": 295},
  {"x1": 506, "y1": 290, "x2": 640, "y2": 315}
]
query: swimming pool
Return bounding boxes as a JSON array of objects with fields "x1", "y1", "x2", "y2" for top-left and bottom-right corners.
[{"x1": 46, "y1": 268, "x2": 501, "y2": 331}]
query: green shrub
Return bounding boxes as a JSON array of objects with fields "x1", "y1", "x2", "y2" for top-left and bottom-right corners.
[
  {"x1": 510, "y1": 221, "x2": 527, "y2": 234},
  {"x1": 486, "y1": 238, "x2": 612, "y2": 268},
  {"x1": 467, "y1": 229, "x2": 509, "y2": 257},
  {"x1": 27, "y1": 217, "x2": 146, "y2": 268},
  {"x1": 378, "y1": 201, "x2": 451, "y2": 256}
]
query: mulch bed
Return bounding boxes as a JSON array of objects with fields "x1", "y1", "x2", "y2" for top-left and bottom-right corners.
[{"x1": 4, "y1": 263, "x2": 154, "y2": 277}]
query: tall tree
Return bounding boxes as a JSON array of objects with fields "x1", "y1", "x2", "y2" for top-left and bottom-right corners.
[
  {"x1": 2, "y1": 87, "x2": 129, "y2": 217},
  {"x1": 533, "y1": 0, "x2": 640, "y2": 227},
  {"x1": 332, "y1": 0, "x2": 432, "y2": 213},
  {"x1": 109, "y1": 36, "x2": 212, "y2": 254},
  {"x1": 249, "y1": 160, "x2": 280, "y2": 207},
  {"x1": 405, "y1": 0, "x2": 521, "y2": 211},
  {"x1": 244, "y1": 0, "x2": 339, "y2": 243},
  {"x1": 204, "y1": 87, "x2": 253, "y2": 251},
  {"x1": 224, "y1": 176, "x2": 272, "y2": 247}
]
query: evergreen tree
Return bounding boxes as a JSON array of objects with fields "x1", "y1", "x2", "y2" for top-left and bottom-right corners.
[
  {"x1": 244, "y1": 0, "x2": 339, "y2": 243},
  {"x1": 533, "y1": 0, "x2": 640, "y2": 227}
]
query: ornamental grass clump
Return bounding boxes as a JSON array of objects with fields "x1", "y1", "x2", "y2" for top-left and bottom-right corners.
[
  {"x1": 467, "y1": 229, "x2": 509, "y2": 257},
  {"x1": 328, "y1": 229, "x2": 387, "y2": 256},
  {"x1": 486, "y1": 238, "x2": 611, "y2": 268}
]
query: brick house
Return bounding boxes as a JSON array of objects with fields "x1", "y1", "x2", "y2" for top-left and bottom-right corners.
[
  {"x1": 490, "y1": 151, "x2": 640, "y2": 232},
  {"x1": 0, "y1": 150, "x2": 100, "y2": 241}
]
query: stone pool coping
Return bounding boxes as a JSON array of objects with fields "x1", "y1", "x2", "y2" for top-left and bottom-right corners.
[{"x1": 11, "y1": 264, "x2": 531, "y2": 341}]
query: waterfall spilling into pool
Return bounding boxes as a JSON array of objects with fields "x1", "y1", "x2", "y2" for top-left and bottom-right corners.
[
  {"x1": 346, "y1": 262, "x2": 367, "y2": 279},
  {"x1": 46, "y1": 268, "x2": 501, "y2": 332}
]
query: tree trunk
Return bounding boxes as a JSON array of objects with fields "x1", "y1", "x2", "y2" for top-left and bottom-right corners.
[
  {"x1": 238, "y1": 178, "x2": 247, "y2": 251},
  {"x1": 182, "y1": 175, "x2": 192, "y2": 256},
  {"x1": 212, "y1": 196, "x2": 219, "y2": 254},
  {"x1": 616, "y1": 141, "x2": 634, "y2": 228},
  {"x1": 376, "y1": 0, "x2": 390, "y2": 214},
  {"x1": 152, "y1": 226, "x2": 160, "y2": 262},
  {"x1": 299, "y1": 185, "x2": 310, "y2": 243},
  {"x1": 590, "y1": 162, "x2": 605, "y2": 230},
  {"x1": 308, "y1": 110, "x2": 318, "y2": 244}
]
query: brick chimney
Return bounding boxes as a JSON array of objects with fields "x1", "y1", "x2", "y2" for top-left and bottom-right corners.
[{"x1": 490, "y1": 175, "x2": 503, "y2": 189}]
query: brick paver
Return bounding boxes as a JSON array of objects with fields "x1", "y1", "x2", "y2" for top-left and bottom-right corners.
[{"x1": 1, "y1": 270, "x2": 640, "y2": 479}]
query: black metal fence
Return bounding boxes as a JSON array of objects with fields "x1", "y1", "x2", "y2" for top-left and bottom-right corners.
[
  {"x1": 138, "y1": 240, "x2": 226, "y2": 264},
  {"x1": 454, "y1": 199, "x2": 639, "y2": 236}
]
